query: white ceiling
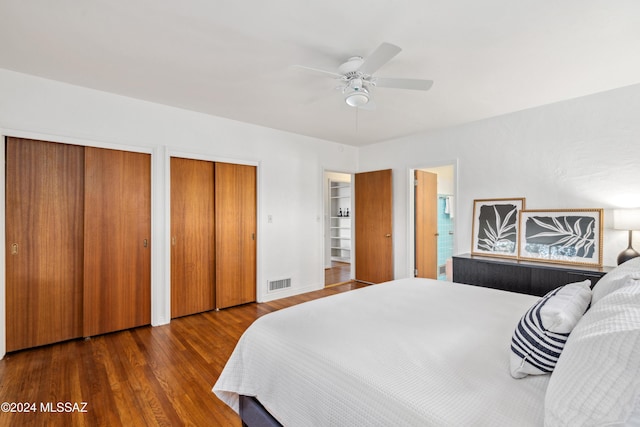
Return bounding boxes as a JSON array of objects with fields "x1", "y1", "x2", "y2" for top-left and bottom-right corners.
[{"x1": 1, "y1": 1, "x2": 639, "y2": 146}]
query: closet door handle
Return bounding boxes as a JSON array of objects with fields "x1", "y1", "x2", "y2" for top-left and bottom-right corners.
[
  {"x1": 143, "y1": 239, "x2": 148, "y2": 248},
  {"x1": 10, "y1": 243, "x2": 18, "y2": 255}
]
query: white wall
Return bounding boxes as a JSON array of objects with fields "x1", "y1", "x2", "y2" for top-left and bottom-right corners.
[
  {"x1": 0, "y1": 68, "x2": 358, "y2": 357},
  {"x1": 359, "y1": 83, "x2": 640, "y2": 277},
  {"x1": 421, "y1": 165, "x2": 454, "y2": 195}
]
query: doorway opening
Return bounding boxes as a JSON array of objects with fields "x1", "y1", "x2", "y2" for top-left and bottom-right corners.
[
  {"x1": 324, "y1": 171, "x2": 353, "y2": 287},
  {"x1": 412, "y1": 163, "x2": 456, "y2": 280}
]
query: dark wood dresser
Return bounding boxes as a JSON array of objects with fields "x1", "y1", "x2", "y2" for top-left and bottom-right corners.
[{"x1": 452, "y1": 253, "x2": 614, "y2": 296}]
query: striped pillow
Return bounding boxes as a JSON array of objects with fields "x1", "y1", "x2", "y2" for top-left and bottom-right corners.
[{"x1": 510, "y1": 280, "x2": 592, "y2": 379}]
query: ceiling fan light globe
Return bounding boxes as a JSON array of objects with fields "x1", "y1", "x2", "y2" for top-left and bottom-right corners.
[{"x1": 344, "y1": 85, "x2": 369, "y2": 107}]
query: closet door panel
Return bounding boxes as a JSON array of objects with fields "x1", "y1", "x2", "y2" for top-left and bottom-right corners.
[
  {"x1": 5, "y1": 138, "x2": 84, "y2": 351},
  {"x1": 170, "y1": 157, "x2": 215, "y2": 318},
  {"x1": 215, "y1": 163, "x2": 256, "y2": 309},
  {"x1": 83, "y1": 147, "x2": 151, "y2": 336}
]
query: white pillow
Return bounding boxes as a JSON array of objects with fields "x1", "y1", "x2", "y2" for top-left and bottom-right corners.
[
  {"x1": 544, "y1": 278, "x2": 640, "y2": 426},
  {"x1": 510, "y1": 280, "x2": 592, "y2": 379},
  {"x1": 592, "y1": 257, "x2": 640, "y2": 305}
]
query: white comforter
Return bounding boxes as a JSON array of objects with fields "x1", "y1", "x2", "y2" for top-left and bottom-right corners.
[{"x1": 213, "y1": 278, "x2": 549, "y2": 426}]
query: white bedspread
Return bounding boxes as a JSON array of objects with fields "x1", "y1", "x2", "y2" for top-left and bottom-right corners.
[{"x1": 213, "y1": 278, "x2": 549, "y2": 426}]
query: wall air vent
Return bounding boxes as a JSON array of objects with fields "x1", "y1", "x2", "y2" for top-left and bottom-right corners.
[{"x1": 268, "y1": 278, "x2": 292, "y2": 292}]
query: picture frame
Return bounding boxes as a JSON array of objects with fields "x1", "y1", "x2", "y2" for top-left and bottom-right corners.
[
  {"x1": 471, "y1": 198, "x2": 526, "y2": 259},
  {"x1": 518, "y1": 209, "x2": 603, "y2": 267}
]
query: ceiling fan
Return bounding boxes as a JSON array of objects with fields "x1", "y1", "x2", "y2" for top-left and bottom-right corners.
[{"x1": 295, "y1": 42, "x2": 433, "y2": 109}]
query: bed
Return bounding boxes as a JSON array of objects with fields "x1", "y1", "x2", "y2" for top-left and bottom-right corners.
[{"x1": 214, "y1": 260, "x2": 640, "y2": 426}]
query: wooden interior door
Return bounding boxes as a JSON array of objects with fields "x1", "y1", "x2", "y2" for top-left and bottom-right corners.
[
  {"x1": 5, "y1": 138, "x2": 85, "y2": 351},
  {"x1": 170, "y1": 157, "x2": 215, "y2": 318},
  {"x1": 215, "y1": 162, "x2": 256, "y2": 309},
  {"x1": 355, "y1": 169, "x2": 393, "y2": 284},
  {"x1": 83, "y1": 147, "x2": 151, "y2": 336},
  {"x1": 415, "y1": 170, "x2": 438, "y2": 278}
]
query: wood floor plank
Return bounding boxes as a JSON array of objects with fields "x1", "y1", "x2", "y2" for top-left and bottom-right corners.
[
  {"x1": 0, "y1": 282, "x2": 366, "y2": 426},
  {"x1": 325, "y1": 261, "x2": 351, "y2": 286}
]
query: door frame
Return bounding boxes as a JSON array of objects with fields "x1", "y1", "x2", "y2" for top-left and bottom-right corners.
[{"x1": 407, "y1": 160, "x2": 459, "y2": 279}]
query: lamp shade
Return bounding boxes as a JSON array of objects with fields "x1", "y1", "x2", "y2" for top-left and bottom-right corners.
[{"x1": 613, "y1": 209, "x2": 640, "y2": 231}]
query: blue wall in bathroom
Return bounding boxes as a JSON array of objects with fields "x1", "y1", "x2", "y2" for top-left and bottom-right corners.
[{"x1": 437, "y1": 195, "x2": 454, "y2": 280}]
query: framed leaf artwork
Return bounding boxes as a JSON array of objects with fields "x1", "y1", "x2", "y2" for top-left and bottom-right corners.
[
  {"x1": 471, "y1": 198, "x2": 525, "y2": 259},
  {"x1": 518, "y1": 209, "x2": 603, "y2": 267}
]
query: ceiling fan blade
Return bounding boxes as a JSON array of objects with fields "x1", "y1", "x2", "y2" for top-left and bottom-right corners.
[
  {"x1": 358, "y1": 42, "x2": 402, "y2": 75},
  {"x1": 375, "y1": 77, "x2": 434, "y2": 91},
  {"x1": 292, "y1": 64, "x2": 342, "y2": 78}
]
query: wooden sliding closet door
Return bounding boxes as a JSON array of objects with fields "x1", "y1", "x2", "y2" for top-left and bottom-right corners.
[
  {"x1": 215, "y1": 162, "x2": 256, "y2": 309},
  {"x1": 170, "y1": 157, "x2": 215, "y2": 318},
  {"x1": 83, "y1": 147, "x2": 151, "y2": 336},
  {"x1": 5, "y1": 138, "x2": 85, "y2": 352}
]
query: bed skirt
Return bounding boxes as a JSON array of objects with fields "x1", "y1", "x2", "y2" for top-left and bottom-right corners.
[{"x1": 239, "y1": 395, "x2": 282, "y2": 427}]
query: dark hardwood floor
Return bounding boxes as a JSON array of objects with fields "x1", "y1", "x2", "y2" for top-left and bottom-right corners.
[{"x1": 0, "y1": 281, "x2": 366, "y2": 427}]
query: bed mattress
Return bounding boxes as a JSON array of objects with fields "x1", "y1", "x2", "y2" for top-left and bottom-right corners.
[{"x1": 213, "y1": 278, "x2": 549, "y2": 426}]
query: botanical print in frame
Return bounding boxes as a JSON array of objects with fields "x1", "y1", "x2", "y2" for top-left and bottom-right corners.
[
  {"x1": 471, "y1": 198, "x2": 525, "y2": 259},
  {"x1": 519, "y1": 209, "x2": 603, "y2": 267}
]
